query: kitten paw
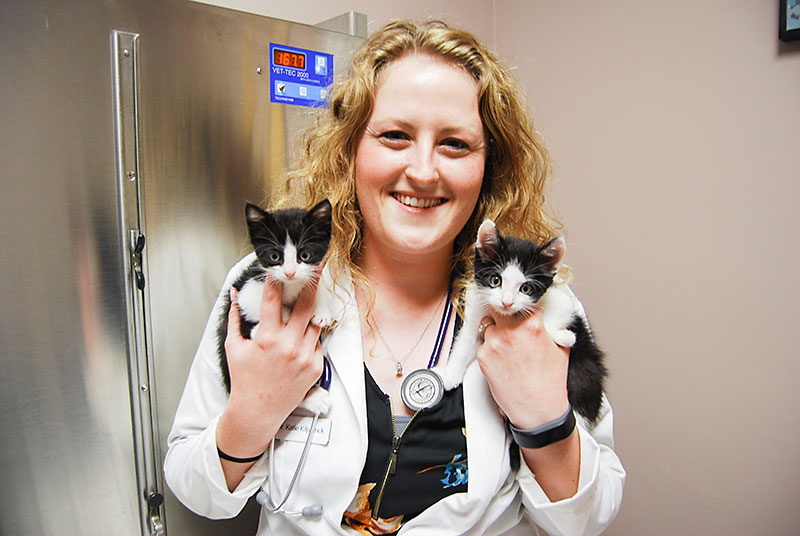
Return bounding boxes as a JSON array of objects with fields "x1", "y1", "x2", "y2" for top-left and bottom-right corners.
[
  {"x1": 434, "y1": 365, "x2": 464, "y2": 391},
  {"x1": 552, "y1": 329, "x2": 576, "y2": 348},
  {"x1": 296, "y1": 387, "x2": 331, "y2": 416},
  {"x1": 311, "y1": 313, "x2": 336, "y2": 330}
]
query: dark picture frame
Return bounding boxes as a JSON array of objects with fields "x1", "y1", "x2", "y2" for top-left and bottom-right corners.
[{"x1": 780, "y1": 0, "x2": 800, "y2": 41}]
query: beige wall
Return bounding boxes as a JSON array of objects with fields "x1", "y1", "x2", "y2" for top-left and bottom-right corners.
[
  {"x1": 190, "y1": 0, "x2": 495, "y2": 44},
  {"x1": 196, "y1": 1, "x2": 800, "y2": 533},
  {"x1": 496, "y1": 1, "x2": 800, "y2": 534}
]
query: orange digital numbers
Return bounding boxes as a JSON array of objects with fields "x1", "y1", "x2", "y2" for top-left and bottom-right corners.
[{"x1": 274, "y1": 49, "x2": 305, "y2": 70}]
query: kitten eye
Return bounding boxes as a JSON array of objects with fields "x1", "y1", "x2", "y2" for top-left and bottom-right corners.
[
  {"x1": 520, "y1": 283, "x2": 534, "y2": 295},
  {"x1": 298, "y1": 250, "x2": 312, "y2": 263},
  {"x1": 488, "y1": 275, "x2": 502, "y2": 288},
  {"x1": 268, "y1": 252, "x2": 282, "y2": 263}
]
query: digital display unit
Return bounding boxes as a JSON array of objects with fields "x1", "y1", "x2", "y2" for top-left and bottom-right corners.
[
  {"x1": 269, "y1": 43, "x2": 333, "y2": 108},
  {"x1": 273, "y1": 48, "x2": 306, "y2": 70}
]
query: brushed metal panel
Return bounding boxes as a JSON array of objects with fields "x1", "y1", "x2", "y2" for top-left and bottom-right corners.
[{"x1": 0, "y1": 1, "x2": 142, "y2": 534}]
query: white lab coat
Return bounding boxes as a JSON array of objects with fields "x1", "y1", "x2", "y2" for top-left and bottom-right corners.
[{"x1": 164, "y1": 255, "x2": 625, "y2": 535}]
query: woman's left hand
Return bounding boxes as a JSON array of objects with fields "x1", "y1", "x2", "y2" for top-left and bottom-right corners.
[
  {"x1": 478, "y1": 309, "x2": 580, "y2": 500},
  {"x1": 476, "y1": 310, "x2": 571, "y2": 429}
]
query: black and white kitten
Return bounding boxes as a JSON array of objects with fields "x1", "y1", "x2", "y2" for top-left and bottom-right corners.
[
  {"x1": 216, "y1": 199, "x2": 335, "y2": 416},
  {"x1": 438, "y1": 220, "x2": 607, "y2": 424}
]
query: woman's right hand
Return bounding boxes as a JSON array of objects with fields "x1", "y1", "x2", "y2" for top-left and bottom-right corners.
[{"x1": 216, "y1": 276, "x2": 323, "y2": 485}]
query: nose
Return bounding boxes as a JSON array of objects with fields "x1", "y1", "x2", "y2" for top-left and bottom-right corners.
[
  {"x1": 405, "y1": 143, "x2": 439, "y2": 183},
  {"x1": 283, "y1": 262, "x2": 297, "y2": 279}
]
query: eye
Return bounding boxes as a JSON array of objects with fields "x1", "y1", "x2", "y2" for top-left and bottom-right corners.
[
  {"x1": 520, "y1": 283, "x2": 534, "y2": 295},
  {"x1": 268, "y1": 252, "x2": 282, "y2": 263},
  {"x1": 379, "y1": 130, "x2": 410, "y2": 144},
  {"x1": 441, "y1": 138, "x2": 469, "y2": 151},
  {"x1": 488, "y1": 275, "x2": 502, "y2": 288},
  {"x1": 298, "y1": 250, "x2": 312, "y2": 263}
]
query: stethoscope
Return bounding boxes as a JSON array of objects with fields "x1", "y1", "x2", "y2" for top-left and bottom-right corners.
[
  {"x1": 256, "y1": 289, "x2": 453, "y2": 519},
  {"x1": 255, "y1": 357, "x2": 332, "y2": 518}
]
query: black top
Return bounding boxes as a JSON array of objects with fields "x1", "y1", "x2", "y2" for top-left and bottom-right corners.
[{"x1": 341, "y1": 366, "x2": 468, "y2": 534}]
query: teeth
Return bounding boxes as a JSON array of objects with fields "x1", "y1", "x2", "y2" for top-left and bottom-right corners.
[{"x1": 394, "y1": 194, "x2": 443, "y2": 209}]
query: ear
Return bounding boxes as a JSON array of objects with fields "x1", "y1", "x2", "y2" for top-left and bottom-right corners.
[
  {"x1": 245, "y1": 202, "x2": 274, "y2": 238},
  {"x1": 540, "y1": 236, "x2": 566, "y2": 272},
  {"x1": 305, "y1": 199, "x2": 332, "y2": 226},
  {"x1": 476, "y1": 219, "x2": 501, "y2": 260}
]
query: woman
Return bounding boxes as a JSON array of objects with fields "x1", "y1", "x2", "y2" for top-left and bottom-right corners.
[{"x1": 165, "y1": 20, "x2": 625, "y2": 535}]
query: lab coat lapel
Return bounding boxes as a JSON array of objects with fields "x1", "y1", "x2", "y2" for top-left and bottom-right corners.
[
  {"x1": 463, "y1": 362, "x2": 508, "y2": 502},
  {"x1": 319, "y1": 267, "x2": 369, "y2": 448},
  {"x1": 405, "y1": 362, "x2": 510, "y2": 533}
]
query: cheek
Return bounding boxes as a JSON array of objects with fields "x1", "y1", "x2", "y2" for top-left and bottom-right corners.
[
  {"x1": 355, "y1": 155, "x2": 385, "y2": 214},
  {"x1": 295, "y1": 263, "x2": 318, "y2": 282},
  {"x1": 450, "y1": 171, "x2": 483, "y2": 232},
  {"x1": 475, "y1": 287, "x2": 500, "y2": 308},
  {"x1": 354, "y1": 142, "x2": 399, "y2": 191},
  {"x1": 265, "y1": 265, "x2": 284, "y2": 281},
  {"x1": 444, "y1": 157, "x2": 484, "y2": 205}
]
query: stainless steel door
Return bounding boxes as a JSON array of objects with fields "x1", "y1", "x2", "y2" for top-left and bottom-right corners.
[
  {"x1": 1, "y1": 1, "x2": 143, "y2": 534},
  {"x1": 137, "y1": 3, "x2": 362, "y2": 534},
  {"x1": 0, "y1": 1, "x2": 361, "y2": 534}
]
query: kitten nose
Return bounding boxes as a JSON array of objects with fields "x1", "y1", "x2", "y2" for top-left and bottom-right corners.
[{"x1": 284, "y1": 270, "x2": 295, "y2": 279}]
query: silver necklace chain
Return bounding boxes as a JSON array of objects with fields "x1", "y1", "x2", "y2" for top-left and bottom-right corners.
[{"x1": 371, "y1": 293, "x2": 446, "y2": 377}]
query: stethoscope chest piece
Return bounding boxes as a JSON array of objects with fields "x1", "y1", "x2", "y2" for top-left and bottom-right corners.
[{"x1": 401, "y1": 369, "x2": 444, "y2": 412}]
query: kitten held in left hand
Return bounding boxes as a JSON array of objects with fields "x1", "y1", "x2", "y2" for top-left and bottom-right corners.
[{"x1": 438, "y1": 219, "x2": 607, "y2": 424}]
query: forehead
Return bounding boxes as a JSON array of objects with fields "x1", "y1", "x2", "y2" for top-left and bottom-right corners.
[{"x1": 371, "y1": 53, "x2": 482, "y2": 126}]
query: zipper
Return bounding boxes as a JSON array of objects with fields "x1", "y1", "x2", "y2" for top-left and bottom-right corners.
[
  {"x1": 372, "y1": 404, "x2": 421, "y2": 519},
  {"x1": 369, "y1": 290, "x2": 453, "y2": 520}
]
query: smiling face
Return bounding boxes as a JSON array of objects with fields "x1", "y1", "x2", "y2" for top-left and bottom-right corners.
[{"x1": 354, "y1": 53, "x2": 487, "y2": 264}]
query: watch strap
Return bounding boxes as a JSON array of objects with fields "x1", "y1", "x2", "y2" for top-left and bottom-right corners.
[{"x1": 507, "y1": 405, "x2": 576, "y2": 449}]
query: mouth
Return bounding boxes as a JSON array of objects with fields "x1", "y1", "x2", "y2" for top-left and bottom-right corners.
[{"x1": 391, "y1": 193, "x2": 446, "y2": 209}]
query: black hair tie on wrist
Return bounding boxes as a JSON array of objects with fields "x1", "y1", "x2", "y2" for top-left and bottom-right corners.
[
  {"x1": 507, "y1": 405, "x2": 576, "y2": 449},
  {"x1": 217, "y1": 447, "x2": 265, "y2": 463}
]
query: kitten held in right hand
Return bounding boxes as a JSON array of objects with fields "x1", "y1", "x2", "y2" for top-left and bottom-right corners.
[{"x1": 216, "y1": 199, "x2": 335, "y2": 416}]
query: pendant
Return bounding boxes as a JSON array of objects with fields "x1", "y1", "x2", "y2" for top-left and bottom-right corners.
[{"x1": 396, "y1": 361, "x2": 403, "y2": 377}]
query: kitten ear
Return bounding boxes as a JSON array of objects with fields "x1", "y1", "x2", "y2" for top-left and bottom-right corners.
[
  {"x1": 305, "y1": 199, "x2": 332, "y2": 225},
  {"x1": 304, "y1": 199, "x2": 332, "y2": 237},
  {"x1": 245, "y1": 202, "x2": 274, "y2": 236},
  {"x1": 540, "y1": 236, "x2": 566, "y2": 272},
  {"x1": 476, "y1": 219, "x2": 501, "y2": 259}
]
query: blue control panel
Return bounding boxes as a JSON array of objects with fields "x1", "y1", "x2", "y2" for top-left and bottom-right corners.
[{"x1": 269, "y1": 43, "x2": 333, "y2": 108}]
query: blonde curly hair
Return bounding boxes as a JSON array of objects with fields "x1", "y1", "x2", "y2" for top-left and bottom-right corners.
[{"x1": 281, "y1": 19, "x2": 560, "y2": 300}]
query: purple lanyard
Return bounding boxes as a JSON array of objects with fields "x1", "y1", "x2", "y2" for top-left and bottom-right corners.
[{"x1": 427, "y1": 285, "x2": 453, "y2": 369}]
